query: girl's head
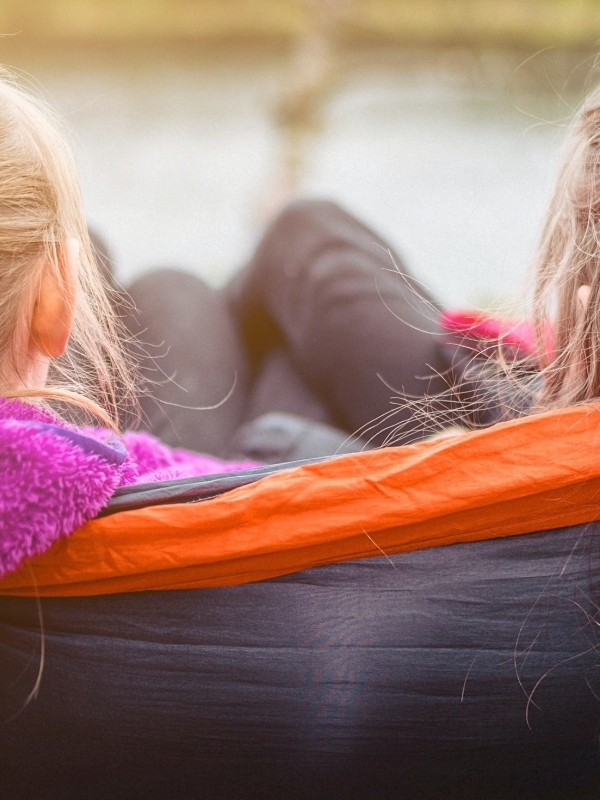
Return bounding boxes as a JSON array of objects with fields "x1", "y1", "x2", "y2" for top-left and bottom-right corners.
[
  {"x1": 534, "y1": 82, "x2": 600, "y2": 410},
  {"x1": 0, "y1": 69, "x2": 134, "y2": 427}
]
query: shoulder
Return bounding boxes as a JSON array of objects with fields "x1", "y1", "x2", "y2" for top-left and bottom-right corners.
[{"x1": 0, "y1": 409, "x2": 127, "y2": 577}]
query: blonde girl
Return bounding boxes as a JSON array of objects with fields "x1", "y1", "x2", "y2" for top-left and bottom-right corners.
[
  {"x1": 0, "y1": 71, "x2": 134, "y2": 427},
  {"x1": 533, "y1": 82, "x2": 600, "y2": 409}
]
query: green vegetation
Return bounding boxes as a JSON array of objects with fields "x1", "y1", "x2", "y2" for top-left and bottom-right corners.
[{"x1": 1, "y1": 0, "x2": 600, "y2": 49}]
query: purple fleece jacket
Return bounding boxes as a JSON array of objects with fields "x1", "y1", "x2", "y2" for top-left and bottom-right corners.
[{"x1": 0, "y1": 398, "x2": 257, "y2": 578}]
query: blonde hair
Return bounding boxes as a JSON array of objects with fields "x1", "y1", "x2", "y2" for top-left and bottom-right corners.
[
  {"x1": 0, "y1": 68, "x2": 136, "y2": 429},
  {"x1": 533, "y1": 82, "x2": 600, "y2": 410}
]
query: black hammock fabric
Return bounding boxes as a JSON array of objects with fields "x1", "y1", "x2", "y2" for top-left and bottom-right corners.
[{"x1": 0, "y1": 521, "x2": 600, "y2": 799}]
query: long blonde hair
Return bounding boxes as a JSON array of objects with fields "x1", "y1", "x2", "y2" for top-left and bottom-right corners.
[
  {"x1": 0, "y1": 69, "x2": 136, "y2": 429},
  {"x1": 533, "y1": 82, "x2": 600, "y2": 410}
]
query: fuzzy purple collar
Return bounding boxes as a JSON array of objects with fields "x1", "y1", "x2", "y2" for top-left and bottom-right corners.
[{"x1": 0, "y1": 398, "x2": 132, "y2": 577}]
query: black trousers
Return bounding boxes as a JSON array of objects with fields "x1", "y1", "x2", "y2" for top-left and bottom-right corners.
[{"x1": 122, "y1": 200, "x2": 453, "y2": 457}]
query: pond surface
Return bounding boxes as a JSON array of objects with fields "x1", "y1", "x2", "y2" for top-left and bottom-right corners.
[{"x1": 7, "y1": 45, "x2": 586, "y2": 307}]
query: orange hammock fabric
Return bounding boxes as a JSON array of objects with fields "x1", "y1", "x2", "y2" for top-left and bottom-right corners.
[{"x1": 2, "y1": 404, "x2": 600, "y2": 597}]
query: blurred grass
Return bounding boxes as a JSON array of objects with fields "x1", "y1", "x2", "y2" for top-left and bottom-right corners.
[{"x1": 1, "y1": 0, "x2": 600, "y2": 49}]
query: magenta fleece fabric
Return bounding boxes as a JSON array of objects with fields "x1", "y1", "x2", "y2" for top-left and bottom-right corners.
[{"x1": 0, "y1": 398, "x2": 257, "y2": 578}]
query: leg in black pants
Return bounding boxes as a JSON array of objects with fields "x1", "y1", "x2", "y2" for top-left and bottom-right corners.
[
  {"x1": 121, "y1": 269, "x2": 250, "y2": 457},
  {"x1": 227, "y1": 199, "x2": 451, "y2": 446}
]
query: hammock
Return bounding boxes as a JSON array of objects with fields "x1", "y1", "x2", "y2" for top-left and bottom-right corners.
[
  {"x1": 2, "y1": 403, "x2": 600, "y2": 798},
  {"x1": 2, "y1": 402, "x2": 600, "y2": 597}
]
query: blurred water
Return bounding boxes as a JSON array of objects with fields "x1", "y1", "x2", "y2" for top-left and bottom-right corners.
[{"x1": 19, "y1": 47, "x2": 575, "y2": 307}]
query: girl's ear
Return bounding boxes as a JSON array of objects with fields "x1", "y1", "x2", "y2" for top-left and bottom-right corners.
[
  {"x1": 30, "y1": 238, "x2": 79, "y2": 359},
  {"x1": 578, "y1": 284, "x2": 591, "y2": 311}
]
